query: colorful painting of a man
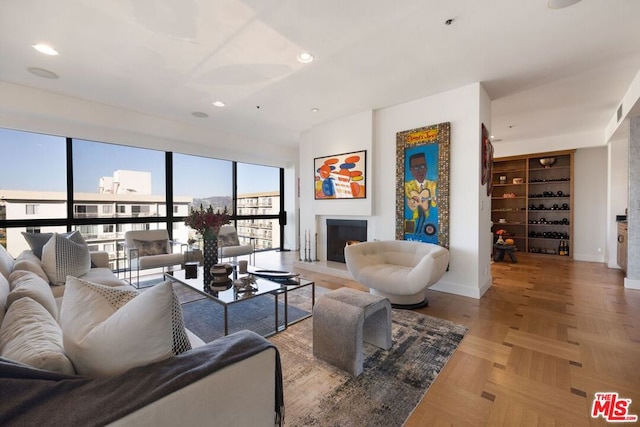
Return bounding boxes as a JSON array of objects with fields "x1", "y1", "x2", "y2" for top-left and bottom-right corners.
[{"x1": 404, "y1": 144, "x2": 439, "y2": 243}]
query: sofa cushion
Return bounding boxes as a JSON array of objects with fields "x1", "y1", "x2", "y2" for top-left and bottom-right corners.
[
  {"x1": 81, "y1": 268, "x2": 128, "y2": 288},
  {"x1": 132, "y1": 239, "x2": 168, "y2": 258},
  {"x1": 0, "y1": 244, "x2": 14, "y2": 281},
  {"x1": 21, "y1": 231, "x2": 75, "y2": 260},
  {"x1": 13, "y1": 251, "x2": 49, "y2": 283},
  {"x1": 0, "y1": 297, "x2": 75, "y2": 375},
  {"x1": 7, "y1": 270, "x2": 58, "y2": 319},
  {"x1": 41, "y1": 232, "x2": 92, "y2": 286},
  {"x1": 218, "y1": 226, "x2": 240, "y2": 247},
  {"x1": 0, "y1": 274, "x2": 9, "y2": 326},
  {"x1": 60, "y1": 277, "x2": 191, "y2": 377}
]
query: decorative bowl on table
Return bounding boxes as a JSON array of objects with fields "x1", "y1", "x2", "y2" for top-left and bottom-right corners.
[{"x1": 539, "y1": 157, "x2": 556, "y2": 168}]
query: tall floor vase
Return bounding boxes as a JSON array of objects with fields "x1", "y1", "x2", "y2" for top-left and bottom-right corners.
[{"x1": 202, "y1": 237, "x2": 219, "y2": 289}]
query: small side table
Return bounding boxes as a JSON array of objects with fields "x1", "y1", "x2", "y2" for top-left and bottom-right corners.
[
  {"x1": 184, "y1": 248, "x2": 203, "y2": 265},
  {"x1": 493, "y1": 244, "x2": 517, "y2": 263}
]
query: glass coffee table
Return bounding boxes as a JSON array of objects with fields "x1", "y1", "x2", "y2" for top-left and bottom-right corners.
[{"x1": 164, "y1": 267, "x2": 315, "y2": 336}]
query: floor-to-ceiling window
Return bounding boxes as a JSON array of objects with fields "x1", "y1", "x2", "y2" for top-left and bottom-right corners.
[
  {"x1": 70, "y1": 139, "x2": 169, "y2": 270},
  {"x1": 0, "y1": 127, "x2": 284, "y2": 266},
  {"x1": 0, "y1": 128, "x2": 67, "y2": 256},
  {"x1": 236, "y1": 163, "x2": 281, "y2": 250},
  {"x1": 172, "y1": 153, "x2": 233, "y2": 247}
]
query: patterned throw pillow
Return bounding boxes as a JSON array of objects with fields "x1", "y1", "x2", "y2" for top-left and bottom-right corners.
[
  {"x1": 217, "y1": 227, "x2": 240, "y2": 247},
  {"x1": 41, "y1": 232, "x2": 92, "y2": 286},
  {"x1": 60, "y1": 277, "x2": 192, "y2": 377},
  {"x1": 132, "y1": 239, "x2": 169, "y2": 258},
  {"x1": 0, "y1": 244, "x2": 15, "y2": 281},
  {"x1": 21, "y1": 231, "x2": 75, "y2": 259}
]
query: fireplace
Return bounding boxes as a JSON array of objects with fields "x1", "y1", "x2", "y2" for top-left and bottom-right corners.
[{"x1": 326, "y1": 219, "x2": 367, "y2": 263}]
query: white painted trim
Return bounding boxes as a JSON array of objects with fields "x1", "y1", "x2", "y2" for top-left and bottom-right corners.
[
  {"x1": 573, "y1": 254, "x2": 606, "y2": 263},
  {"x1": 293, "y1": 260, "x2": 353, "y2": 280},
  {"x1": 624, "y1": 277, "x2": 640, "y2": 290},
  {"x1": 429, "y1": 279, "x2": 486, "y2": 300}
]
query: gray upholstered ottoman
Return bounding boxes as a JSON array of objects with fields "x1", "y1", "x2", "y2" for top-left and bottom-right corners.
[{"x1": 313, "y1": 287, "x2": 392, "y2": 376}]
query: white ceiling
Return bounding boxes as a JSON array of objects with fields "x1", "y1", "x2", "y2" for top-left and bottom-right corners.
[{"x1": 1, "y1": 0, "x2": 639, "y2": 149}]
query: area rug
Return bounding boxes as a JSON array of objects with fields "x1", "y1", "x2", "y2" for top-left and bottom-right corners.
[
  {"x1": 179, "y1": 287, "x2": 311, "y2": 342},
  {"x1": 269, "y1": 309, "x2": 467, "y2": 427}
]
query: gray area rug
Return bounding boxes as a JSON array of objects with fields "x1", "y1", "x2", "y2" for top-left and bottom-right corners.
[{"x1": 269, "y1": 308, "x2": 467, "y2": 427}]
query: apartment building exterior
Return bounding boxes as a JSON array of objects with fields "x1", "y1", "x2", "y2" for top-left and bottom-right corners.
[{"x1": 1, "y1": 170, "x2": 281, "y2": 269}]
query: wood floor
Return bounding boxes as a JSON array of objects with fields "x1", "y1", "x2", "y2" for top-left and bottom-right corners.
[{"x1": 255, "y1": 251, "x2": 640, "y2": 426}]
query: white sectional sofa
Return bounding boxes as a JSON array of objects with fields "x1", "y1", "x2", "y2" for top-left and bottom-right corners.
[{"x1": 0, "y1": 235, "x2": 282, "y2": 427}]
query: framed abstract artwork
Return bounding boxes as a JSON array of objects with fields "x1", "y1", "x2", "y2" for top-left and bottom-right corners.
[
  {"x1": 395, "y1": 122, "x2": 450, "y2": 248},
  {"x1": 481, "y1": 123, "x2": 494, "y2": 196},
  {"x1": 314, "y1": 150, "x2": 366, "y2": 199}
]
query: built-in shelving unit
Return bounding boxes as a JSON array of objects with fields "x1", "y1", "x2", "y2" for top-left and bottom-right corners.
[{"x1": 491, "y1": 150, "x2": 574, "y2": 258}]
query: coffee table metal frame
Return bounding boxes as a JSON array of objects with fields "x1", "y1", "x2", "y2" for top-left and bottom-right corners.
[{"x1": 164, "y1": 267, "x2": 315, "y2": 336}]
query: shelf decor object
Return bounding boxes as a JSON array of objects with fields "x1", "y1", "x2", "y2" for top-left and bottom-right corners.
[
  {"x1": 491, "y1": 150, "x2": 574, "y2": 258},
  {"x1": 539, "y1": 157, "x2": 556, "y2": 168}
]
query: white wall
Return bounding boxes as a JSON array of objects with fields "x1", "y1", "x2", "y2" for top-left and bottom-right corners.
[
  {"x1": 573, "y1": 147, "x2": 608, "y2": 262},
  {"x1": 0, "y1": 81, "x2": 302, "y2": 252},
  {"x1": 607, "y1": 132, "x2": 629, "y2": 268},
  {"x1": 0, "y1": 82, "x2": 298, "y2": 168},
  {"x1": 299, "y1": 110, "x2": 373, "y2": 260},
  {"x1": 300, "y1": 83, "x2": 493, "y2": 299}
]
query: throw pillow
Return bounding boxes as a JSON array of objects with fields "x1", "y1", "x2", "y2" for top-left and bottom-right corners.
[
  {"x1": 0, "y1": 274, "x2": 9, "y2": 326},
  {"x1": 132, "y1": 239, "x2": 169, "y2": 258},
  {"x1": 41, "y1": 232, "x2": 92, "y2": 286},
  {"x1": 21, "y1": 231, "x2": 74, "y2": 259},
  {"x1": 7, "y1": 270, "x2": 58, "y2": 319},
  {"x1": 0, "y1": 244, "x2": 14, "y2": 281},
  {"x1": 60, "y1": 277, "x2": 191, "y2": 377},
  {"x1": 218, "y1": 227, "x2": 240, "y2": 247},
  {"x1": 0, "y1": 297, "x2": 75, "y2": 375},
  {"x1": 13, "y1": 250, "x2": 50, "y2": 283}
]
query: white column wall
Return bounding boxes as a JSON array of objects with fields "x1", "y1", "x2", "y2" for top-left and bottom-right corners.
[
  {"x1": 300, "y1": 83, "x2": 492, "y2": 299},
  {"x1": 607, "y1": 131, "x2": 629, "y2": 268}
]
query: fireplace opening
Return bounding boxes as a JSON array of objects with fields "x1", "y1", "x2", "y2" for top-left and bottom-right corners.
[{"x1": 326, "y1": 219, "x2": 367, "y2": 263}]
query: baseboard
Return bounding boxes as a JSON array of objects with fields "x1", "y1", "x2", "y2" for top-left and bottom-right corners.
[
  {"x1": 429, "y1": 280, "x2": 483, "y2": 299},
  {"x1": 624, "y1": 277, "x2": 640, "y2": 290},
  {"x1": 293, "y1": 260, "x2": 353, "y2": 280},
  {"x1": 573, "y1": 253, "x2": 605, "y2": 263}
]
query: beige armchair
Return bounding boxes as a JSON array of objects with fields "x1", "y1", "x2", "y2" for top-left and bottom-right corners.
[
  {"x1": 344, "y1": 240, "x2": 449, "y2": 308},
  {"x1": 217, "y1": 225, "x2": 255, "y2": 264},
  {"x1": 123, "y1": 229, "x2": 185, "y2": 287}
]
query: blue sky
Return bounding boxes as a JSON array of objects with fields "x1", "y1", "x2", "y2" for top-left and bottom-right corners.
[{"x1": 0, "y1": 128, "x2": 279, "y2": 198}]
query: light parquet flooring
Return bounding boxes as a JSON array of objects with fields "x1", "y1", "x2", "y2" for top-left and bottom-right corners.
[{"x1": 254, "y1": 250, "x2": 640, "y2": 426}]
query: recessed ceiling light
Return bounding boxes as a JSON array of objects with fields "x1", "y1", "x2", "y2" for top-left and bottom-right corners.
[
  {"x1": 444, "y1": 18, "x2": 454, "y2": 25},
  {"x1": 297, "y1": 52, "x2": 314, "y2": 63},
  {"x1": 27, "y1": 67, "x2": 59, "y2": 79},
  {"x1": 212, "y1": 101, "x2": 225, "y2": 107},
  {"x1": 311, "y1": 108, "x2": 319, "y2": 113},
  {"x1": 192, "y1": 111, "x2": 208, "y2": 118},
  {"x1": 32, "y1": 44, "x2": 59, "y2": 56},
  {"x1": 547, "y1": 0, "x2": 582, "y2": 9}
]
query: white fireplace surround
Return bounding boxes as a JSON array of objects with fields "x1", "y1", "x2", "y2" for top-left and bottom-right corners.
[{"x1": 294, "y1": 215, "x2": 372, "y2": 279}]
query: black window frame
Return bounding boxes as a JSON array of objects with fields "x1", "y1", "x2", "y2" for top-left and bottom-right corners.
[{"x1": 0, "y1": 133, "x2": 285, "y2": 251}]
